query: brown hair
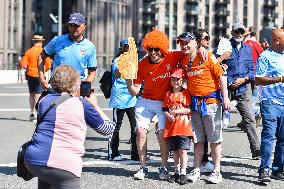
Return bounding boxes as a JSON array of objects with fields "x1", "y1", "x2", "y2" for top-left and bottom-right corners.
[{"x1": 50, "y1": 65, "x2": 80, "y2": 94}]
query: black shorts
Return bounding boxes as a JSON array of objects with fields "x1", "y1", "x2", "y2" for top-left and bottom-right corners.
[
  {"x1": 27, "y1": 76, "x2": 43, "y2": 94},
  {"x1": 168, "y1": 136, "x2": 192, "y2": 151}
]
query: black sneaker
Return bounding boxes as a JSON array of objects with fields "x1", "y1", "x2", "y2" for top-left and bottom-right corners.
[
  {"x1": 252, "y1": 150, "x2": 260, "y2": 160},
  {"x1": 169, "y1": 172, "x2": 179, "y2": 183},
  {"x1": 179, "y1": 174, "x2": 188, "y2": 185},
  {"x1": 131, "y1": 154, "x2": 140, "y2": 161},
  {"x1": 258, "y1": 170, "x2": 271, "y2": 183},
  {"x1": 271, "y1": 171, "x2": 284, "y2": 180}
]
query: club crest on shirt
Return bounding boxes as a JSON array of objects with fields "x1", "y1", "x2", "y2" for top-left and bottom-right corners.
[
  {"x1": 79, "y1": 48, "x2": 87, "y2": 56},
  {"x1": 166, "y1": 64, "x2": 171, "y2": 71}
]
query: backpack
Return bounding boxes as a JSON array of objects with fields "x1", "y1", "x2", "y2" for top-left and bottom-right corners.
[{"x1": 99, "y1": 70, "x2": 113, "y2": 99}]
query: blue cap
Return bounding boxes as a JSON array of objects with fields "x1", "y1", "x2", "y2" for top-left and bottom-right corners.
[
  {"x1": 120, "y1": 38, "x2": 129, "y2": 47},
  {"x1": 68, "y1": 13, "x2": 86, "y2": 25},
  {"x1": 176, "y1": 32, "x2": 195, "y2": 44}
]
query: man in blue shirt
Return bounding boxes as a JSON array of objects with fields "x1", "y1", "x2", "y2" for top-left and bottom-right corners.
[
  {"x1": 38, "y1": 13, "x2": 97, "y2": 89},
  {"x1": 255, "y1": 28, "x2": 284, "y2": 183},
  {"x1": 223, "y1": 22, "x2": 260, "y2": 159}
]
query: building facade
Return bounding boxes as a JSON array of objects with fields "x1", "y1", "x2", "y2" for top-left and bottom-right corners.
[
  {"x1": 1, "y1": 0, "x2": 283, "y2": 71},
  {"x1": 134, "y1": 0, "x2": 284, "y2": 50},
  {"x1": 0, "y1": 0, "x2": 23, "y2": 70}
]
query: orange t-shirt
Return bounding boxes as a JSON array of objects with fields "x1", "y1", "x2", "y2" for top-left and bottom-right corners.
[
  {"x1": 181, "y1": 52, "x2": 224, "y2": 104},
  {"x1": 134, "y1": 51, "x2": 184, "y2": 101},
  {"x1": 163, "y1": 89, "x2": 193, "y2": 138},
  {"x1": 20, "y1": 45, "x2": 52, "y2": 77}
]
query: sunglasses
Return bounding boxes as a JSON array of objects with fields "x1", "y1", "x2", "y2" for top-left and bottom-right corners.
[
  {"x1": 148, "y1": 48, "x2": 160, "y2": 52},
  {"x1": 234, "y1": 29, "x2": 245, "y2": 35},
  {"x1": 202, "y1": 36, "x2": 210, "y2": 41}
]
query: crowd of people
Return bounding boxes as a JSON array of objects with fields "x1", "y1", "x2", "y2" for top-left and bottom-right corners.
[{"x1": 19, "y1": 11, "x2": 284, "y2": 188}]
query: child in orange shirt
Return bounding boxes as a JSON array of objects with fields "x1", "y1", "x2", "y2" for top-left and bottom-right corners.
[{"x1": 163, "y1": 68, "x2": 193, "y2": 185}]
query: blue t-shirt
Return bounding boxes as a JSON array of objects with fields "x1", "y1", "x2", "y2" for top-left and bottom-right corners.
[
  {"x1": 44, "y1": 34, "x2": 97, "y2": 79},
  {"x1": 109, "y1": 58, "x2": 137, "y2": 109},
  {"x1": 256, "y1": 49, "x2": 284, "y2": 105}
]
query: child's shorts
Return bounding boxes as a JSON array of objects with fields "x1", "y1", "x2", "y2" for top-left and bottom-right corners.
[{"x1": 168, "y1": 136, "x2": 192, "y2": 151}]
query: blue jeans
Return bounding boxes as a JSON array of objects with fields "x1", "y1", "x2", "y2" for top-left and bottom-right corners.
[
  {"x1": 252, "y1": 86, "x2": 260, "y2": 117},
  {"x1": 258, "y1": 100, "x2": 284, "y2": 173}
]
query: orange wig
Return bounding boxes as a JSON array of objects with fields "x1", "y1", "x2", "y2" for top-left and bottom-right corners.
[{"x1": 142, "y1": 29, "x2": 169, "y2": 54}]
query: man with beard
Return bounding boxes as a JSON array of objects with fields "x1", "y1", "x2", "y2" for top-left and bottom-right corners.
[
  {"x1": 38, "y1": 13, "x2": 97, "y2": 89},
  {"x1": 223, "y1": 22, "x2": 260, "y2": 159}
]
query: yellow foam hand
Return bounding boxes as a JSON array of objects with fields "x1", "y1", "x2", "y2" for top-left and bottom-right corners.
[{"x1": 118, "y1": 37, "x2": 138, "y2": 79}]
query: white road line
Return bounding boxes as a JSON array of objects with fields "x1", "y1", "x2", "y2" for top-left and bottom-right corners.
[
  {"x1": 0, "y1": 93, "x2": 104, "y2": 96},
  {"x1": 0, "y1": 157, "x2": 261, "y2": 168},
  {"x1": 0, "y1": 108, "x2": 112, "y2": 112}
]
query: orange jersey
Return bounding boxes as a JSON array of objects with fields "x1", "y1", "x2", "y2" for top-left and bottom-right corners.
[
  {"x1": 163, "y1": 89, "x2": 193, "y2": 138},
  {"x1": 134, "y1": 51, "x2": 184, "y2": 101},
  {"x1": 181, "y1": 52, "x2": 223, "y2": 104},
  {"x1": 20, "y1": 45, "x2": 52, "y2": 77}
]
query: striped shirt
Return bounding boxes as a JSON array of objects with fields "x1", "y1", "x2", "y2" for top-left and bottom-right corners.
[
  {"x1": 256, "y1": 49, "x2": 284, "y2": 105},
  {"x1": 24, "y1": 93, "x2": 114, "y2": 177}
]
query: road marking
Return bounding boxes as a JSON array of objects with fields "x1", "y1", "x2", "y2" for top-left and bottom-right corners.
[
  {"x1": 0, "y1": 108, "x2": 112, "y2": 112},
  {"x1": 0, "y1": 93, "x2": 104, "y2": 97},
  {"x1": 0, "y1": 156, "x2": 263, "y2": 168}
]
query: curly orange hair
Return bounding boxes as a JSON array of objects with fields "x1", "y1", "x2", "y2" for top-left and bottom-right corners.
[{"x1": 142, "y1": 29, "x2": 169, "y2": 54}]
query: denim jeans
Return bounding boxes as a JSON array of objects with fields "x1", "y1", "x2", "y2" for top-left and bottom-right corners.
[
  {"x1": 252, "y1": 85, "x2": 260, "y2": 117},
  {"x1": 258, "y1": 100, "x2": 284, "y2": 173}
]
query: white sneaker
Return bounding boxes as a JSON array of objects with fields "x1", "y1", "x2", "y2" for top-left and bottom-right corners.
[
  {"x1": 112, "y1": 155, "x2": 123, "y2": 161},
  {"x1": 200, "y1": 162, "x2": 214, "y2": 173},
  {"x1": 187, "y1": 169, "x2": 201, "y2": 183},
  {"x1": 208, "y1": 171, "x2": 222, "y2": 184},
  {"x1": 134, "y1": 167, "x2": 148, "y2": 180}
]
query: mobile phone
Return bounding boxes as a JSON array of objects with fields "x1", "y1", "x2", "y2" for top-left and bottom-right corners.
[{"x1": 80, "y1": 81, "x2": 92, "y2": 97}]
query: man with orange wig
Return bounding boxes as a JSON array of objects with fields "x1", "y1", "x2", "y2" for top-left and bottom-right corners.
[{"x1": 126, "y1": 29, "x2": 184, "y2": 180}]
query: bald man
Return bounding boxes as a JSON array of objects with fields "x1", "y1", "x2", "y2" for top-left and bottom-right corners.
[{"x1": 255, "y1": 28, "x2": 284, "y2": 183}]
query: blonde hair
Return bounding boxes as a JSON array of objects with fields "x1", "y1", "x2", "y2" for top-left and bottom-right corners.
[{"x1": 50, "y1": 65, "x2": 80, "y2": 94}]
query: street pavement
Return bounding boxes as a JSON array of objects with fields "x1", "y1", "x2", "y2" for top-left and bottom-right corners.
[{"x1": 0, "y1": 82, "x2": 283, "y2": 189}]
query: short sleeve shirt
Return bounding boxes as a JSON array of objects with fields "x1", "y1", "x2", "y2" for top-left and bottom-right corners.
[
  {"x1": 163, "y1": 89, "x2": 193, "y2": 138},
  {"x1": 134, "y1": 51, "x2": 184, "y2": 101},
  {"x1": 256, "y1": 49, "x2": 284, "y2": 105},
  {"x1": 44, "y1": 34, "x2": 97, "y2": 80},
  {"x1": 181, "y1": 53, "x2": 224, "y2": 104}
]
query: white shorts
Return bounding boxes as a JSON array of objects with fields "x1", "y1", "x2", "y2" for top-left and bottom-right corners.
[{"x1": 135, "y1": 97, "x2": 166, "y2": 131}]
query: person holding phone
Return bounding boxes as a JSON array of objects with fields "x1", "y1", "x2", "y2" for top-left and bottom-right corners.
[
  {"x1": 108, "y1": 38, "x2": 139, "y2": 161},
  {"x1": 24, "y1": 65, "x2": 114, "y2": 189}
]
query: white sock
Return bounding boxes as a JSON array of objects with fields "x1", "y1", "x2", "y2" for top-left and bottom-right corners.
[{"x1": 180, "y1": 168, "x2": 186, "y2": 175}]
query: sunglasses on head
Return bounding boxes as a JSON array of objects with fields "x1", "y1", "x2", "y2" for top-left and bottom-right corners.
[
  {"x1": 148, "y1": 48, "x2": 160, "y2": 52},
  {"x1": 202, "y1": 36, "x2": 210, "y2": 41}
]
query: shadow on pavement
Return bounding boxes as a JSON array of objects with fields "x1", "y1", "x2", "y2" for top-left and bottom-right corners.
[
  {"x1": 222, "y1": 160, "x2": 258, "y2": 170},
  {"x1": 0, "y1": 167, "x2": 16, "y2": 176},
  {"x1": 0, "y1": 117, "x2": 30, "y2": 122},
  {"x1": 85, "y1": 136, "x2": 108, "y2": 142},
  {"x1": 221, "y1": 170, "x2": 266, "y2": 186}
]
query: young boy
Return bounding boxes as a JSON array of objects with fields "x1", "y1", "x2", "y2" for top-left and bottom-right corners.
[{"x1": 163, "y1": 68, "x2": 193, "y2": 185}]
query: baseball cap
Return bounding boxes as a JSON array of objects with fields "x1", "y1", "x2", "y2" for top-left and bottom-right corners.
[
  {"x1": 68, "y1": 13, "x2": 86, "y2": 25},
  {"x1": 176, "y1": 32, "x2": 195, "y2": 44},
  {"x1": 32, "y1": 35, "x2": 45, "y2": 41},
  {"x1": 120, "y1": 38, "x2": 129, "y2": 47},
  {"x1": 232, "y1": 22, "x2": 245, "y2": 32},
  {"x1": 171, "y1": 68, "x2": 186, "y2": 78}
]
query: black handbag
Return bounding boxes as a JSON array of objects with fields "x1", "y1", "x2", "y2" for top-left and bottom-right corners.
[{"x1": 17, "y1": 94, "x2": 71, "y2": 181}]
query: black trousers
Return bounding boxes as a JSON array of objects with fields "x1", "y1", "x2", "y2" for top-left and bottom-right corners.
[{"x1": 110, "y1": 107, "x2": 138, "y2": 157}]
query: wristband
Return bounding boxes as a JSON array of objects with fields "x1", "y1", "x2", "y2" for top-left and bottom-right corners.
[{"x1": 280, "y1": 76, "x2": 283, "y2": 83}]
